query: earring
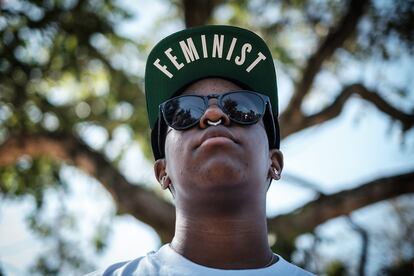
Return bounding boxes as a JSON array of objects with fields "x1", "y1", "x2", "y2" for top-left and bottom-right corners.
[
  {"x1": 272, "y1": 167, "x2": 281, "y2": 180},
  {"x1": 161, "y1": 175, "x2": 169, "y2": 189}
]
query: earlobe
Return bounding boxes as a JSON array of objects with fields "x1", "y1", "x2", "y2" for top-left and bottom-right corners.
[
  {"x1": 154, "y1": 159, "x2": 171, "y2": 190},
  {"x1": 268, "y1": 149, "x2": 284, "y2": 180}
]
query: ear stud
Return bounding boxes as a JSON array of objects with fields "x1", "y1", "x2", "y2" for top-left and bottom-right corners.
[
  {"x1": 272, "y1": 168, "x2": 281, "y2": 180},
  {"x1": 161, "y1": 175, "x2": 169, "y2": 188}
]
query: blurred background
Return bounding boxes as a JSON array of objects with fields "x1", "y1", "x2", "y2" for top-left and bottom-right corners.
[{"x1": 1, "y1": 0, "x2": 414, "y2": 275}]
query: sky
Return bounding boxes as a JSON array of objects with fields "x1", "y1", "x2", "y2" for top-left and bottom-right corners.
[{"x1": 1, "y1": 0, "x2": 414, "y2": 275}]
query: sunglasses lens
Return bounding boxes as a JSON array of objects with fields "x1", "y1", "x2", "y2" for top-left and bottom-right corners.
[
  {"x1": 163, "y1": 96, "x2": 205, "y2": 129},
  {"x1": 222, "y1": 92, "x2": 265, "y2": 123}
]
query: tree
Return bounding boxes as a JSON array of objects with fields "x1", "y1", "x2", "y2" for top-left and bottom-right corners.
[{"x1": 1, "y1": 0, "x2": 413, "y2": 274}]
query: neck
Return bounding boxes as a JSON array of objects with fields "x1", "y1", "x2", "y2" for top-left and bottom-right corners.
[{"x1": 170, "y1": 209, "x2": 274, "y2": 269}]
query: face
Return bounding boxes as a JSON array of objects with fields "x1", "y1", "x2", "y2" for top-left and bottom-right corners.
[{"x1": 155, "y1": 78, "x2": 283, "y2": 212}]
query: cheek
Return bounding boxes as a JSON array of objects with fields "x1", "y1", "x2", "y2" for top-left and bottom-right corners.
[
  {"x1": 164, "y1": 131, "x2": 191, "y2": 179},
  {"x1": 164, "y1": 132, "x2": 183, "y2": 164},
  {"x1": 165, "y1": 131, "x2": 178, "y2": 154},
  {"x1": 245, "y1": 125, "x2": 271, "y2": 174}
]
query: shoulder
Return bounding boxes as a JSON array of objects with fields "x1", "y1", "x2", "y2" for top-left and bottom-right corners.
[
  {"x1": 273, "y1": 255, "x2": 315, "y2": 276},
  {"x1": 85, "y1": 255, "x2": 149, "y2": 276},
  {"x1": 85, "y1": 245, "x2": 169, "y2": 276}
]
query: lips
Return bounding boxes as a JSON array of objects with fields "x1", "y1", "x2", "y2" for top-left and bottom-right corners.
[{"x1": 197, "y1": 126, "x2": 238, "y2": 148}]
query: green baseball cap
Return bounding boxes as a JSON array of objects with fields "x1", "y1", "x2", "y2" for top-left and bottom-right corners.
[{"x1": 145, "y1": 25, "x2": 280, "y2": 160}]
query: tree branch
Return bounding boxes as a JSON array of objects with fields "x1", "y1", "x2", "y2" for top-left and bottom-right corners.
[
  {"x1": 281, "y1": 172, "x2": 324, "y2": 195},
  {"x1": 2, "y1": 131, "x2": 413, "y2": 248},
  {"x1": 282, "y1": 83, "x2": 414, "y2": 137},
  {"x1": 281, "y1": 0, "x2": 369, "y2": 127},
  {"x1": 2, "y1": 132, "x2": 414, "y2": 247},
  {"x1": 0, "y1": 132, "x2": 175, "y2": 242},
  {"x1": 347, "y1": 217, "x2": 368, "y2": 276},
  {"x1": 268, "y1": 170, "x2": 414, "y2": 242}
]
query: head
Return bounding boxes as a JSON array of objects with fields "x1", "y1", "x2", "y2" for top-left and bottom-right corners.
[
  {"x1": 154, "y1": 77, "x2": 283, "y2": 214},
  {"x1": 145, "y1": 25, "x2": 283, "y2": 215}
]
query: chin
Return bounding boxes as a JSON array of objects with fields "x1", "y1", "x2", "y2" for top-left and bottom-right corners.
[
  {"x1": 177, "y1": 159, "x2": 265, "y2": 213},
  {"x1": 196, "y1": 159, "x2": 249, "y2": 190},
  {"x1": 178, "y1": 150, "x2": 264, "y2": 195}
]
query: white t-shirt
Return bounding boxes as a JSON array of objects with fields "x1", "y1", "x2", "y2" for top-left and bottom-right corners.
[{"x1": 88, "y1": 244, "x2": 314, "y2": 276}]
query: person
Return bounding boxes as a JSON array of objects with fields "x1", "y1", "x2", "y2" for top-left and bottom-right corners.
[{"x1": 89, "y1": 25, "x2": 314, "y2": 275}]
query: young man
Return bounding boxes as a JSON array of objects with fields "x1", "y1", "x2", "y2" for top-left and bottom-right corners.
[{"x1": 91, "y1": 25, "x2": 313, "y2": 275}]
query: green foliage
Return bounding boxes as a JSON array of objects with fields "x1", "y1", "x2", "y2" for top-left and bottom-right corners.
[
  {"x1": 361, "y1": 0, "x2": 414, "y2": 59},
  {"x1": 0, "y1": 0, "x2": 149, "y2": 146},
  {"x1": 325, "y1": 260, "x2": 348, "y2": 276},
  {"x1": 379, "y1": 258, "x2": 414, "y2": 276},
  {"x1": 0, "y1": 156, "x2": 61, "y2": 207},
  {"x1": 26, "y1": 207, "x2": 108, "y2": 275},
  {"x1": 0, "y1": 157, "x2": 112, "y2": 274},
  {"x1": 1, "y1": 0, "x2": 141, "y2": 273}
]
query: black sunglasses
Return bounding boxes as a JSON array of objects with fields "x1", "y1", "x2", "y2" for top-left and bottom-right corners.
[{"x1": 159, "y1": 90, "x2": 272, "y2": 130}]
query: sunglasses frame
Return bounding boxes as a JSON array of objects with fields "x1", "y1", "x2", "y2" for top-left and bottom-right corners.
[
  {"x1": 159, "y1": 90, "x2": 271, "y2": 130},
  {"x1": 153, "y1": 90, "x2": 279, "y2": 160}
]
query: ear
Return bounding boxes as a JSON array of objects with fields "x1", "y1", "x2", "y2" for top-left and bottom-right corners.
[
  {"x1": 268, "y1": 149, "x2": 284, "y2": 180},
  {"x1": 154, "y1": 159, "x2": 171, "y2": 190}
]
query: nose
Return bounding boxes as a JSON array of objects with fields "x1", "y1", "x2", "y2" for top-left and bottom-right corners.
[{"x1": 199, "y1": 101, "x2": 231, "y2": 129}]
